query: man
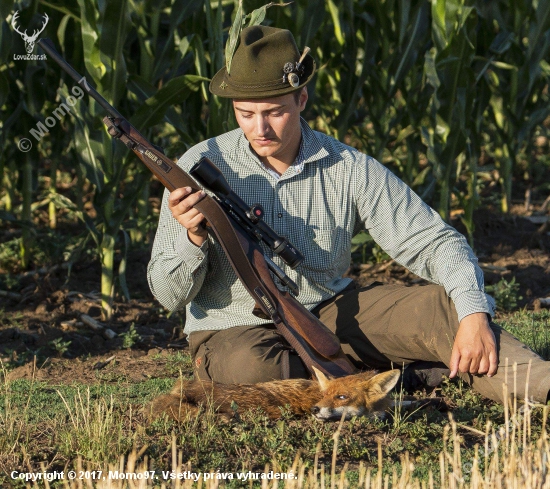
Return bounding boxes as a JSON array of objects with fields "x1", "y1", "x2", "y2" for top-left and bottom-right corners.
[{"x1": 148, "y1": 25, "x2": 550, "y2": 404}]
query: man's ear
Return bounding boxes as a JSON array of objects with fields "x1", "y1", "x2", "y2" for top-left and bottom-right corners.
[
  {"x1": 311, "y1": 366, "x2": 331, "y2": 391},
  {"x1": 299, "y1": 87, "x2": 308, "y2": 111},
  {"x1": 366, "y1": 369, "x2": 401, "y2": 402}
]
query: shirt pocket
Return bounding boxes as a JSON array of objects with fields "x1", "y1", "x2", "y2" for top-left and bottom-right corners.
[{"x1": 293, "y1": 227, "x2": 346, "y2": 284}]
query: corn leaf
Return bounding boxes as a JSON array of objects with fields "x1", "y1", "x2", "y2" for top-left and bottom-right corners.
[
  {"x1": 77, "y1": 0, "x2": 105, "y2": 84},
  {"x1": 225, "y1": 0, "x2": 244, "y2": 74},
  {"x1": 99, "y1": 0, "x2": 130, "y2": 106},
  {"x1": 130, "y1": 75, "x2": 207, "y2": 131},
  {"x1": 327, "y1": 0, "x2": 345, "y2": 46},
  {"x1": 246, "y1": 2, "x2": 292, "y2": 28}
]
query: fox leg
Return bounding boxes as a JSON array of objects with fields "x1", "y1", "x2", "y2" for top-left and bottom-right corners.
[
  {"x1": 170, "y1": 379, "x2": 186, "y2": 394},
  {"x1": 390, "y1": 397, "x2": 448, "y2": 412}
]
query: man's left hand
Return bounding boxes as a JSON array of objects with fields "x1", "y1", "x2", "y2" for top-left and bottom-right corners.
[{"x1": 449, "y1": 312, "x2": 498, "y2": 378}]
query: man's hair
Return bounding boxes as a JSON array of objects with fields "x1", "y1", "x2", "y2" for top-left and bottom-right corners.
[{"x1": 232, "y1": 88, "x2": 305, "y2": 105}]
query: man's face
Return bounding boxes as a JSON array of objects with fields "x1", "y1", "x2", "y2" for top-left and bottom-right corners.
[{"x1": 233, "y1": 89, "x2": 308, "y2": 166}]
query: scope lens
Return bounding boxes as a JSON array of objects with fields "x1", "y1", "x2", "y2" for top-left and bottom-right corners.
[
  {"x1": 278, "y1": 244, "x2": 304, "y2": 269},
  {"x1": 190, "y1": 157, "x2": 231, "y2": 195}
]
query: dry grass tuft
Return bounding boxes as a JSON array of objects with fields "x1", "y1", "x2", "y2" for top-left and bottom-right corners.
[{"x1": 60, "y1": 397, "x2": 549, "y2": 489}]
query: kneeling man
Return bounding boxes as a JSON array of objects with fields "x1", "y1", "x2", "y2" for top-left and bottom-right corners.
[{"x1": 148, "y1": 25, "x2": 550, "y2": 405}]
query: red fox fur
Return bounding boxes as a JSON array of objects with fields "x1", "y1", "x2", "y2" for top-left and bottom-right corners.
[{"x1": 147, "y1": 367, "x2": 401, "y2": 421}]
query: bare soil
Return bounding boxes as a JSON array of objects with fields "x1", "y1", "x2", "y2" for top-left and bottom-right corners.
[
  {"x1": 1, "y1": 247, "x2": 187, "y2": 383},
  {"x1": 1, "y1": 207, "x2": 549, "y2": 385}
]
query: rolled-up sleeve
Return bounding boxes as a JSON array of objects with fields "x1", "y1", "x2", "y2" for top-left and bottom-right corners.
[{"x1": 353, "y1": 155, "x2": 496, "y2": 322}]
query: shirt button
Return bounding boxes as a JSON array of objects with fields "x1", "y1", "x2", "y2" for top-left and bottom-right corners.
[
  {"x1": 198, "y1": 256, "x2": 203, "y2": 260},
  {"x1": 277, "y1": 213, "x2": 283, "y2": 218}
]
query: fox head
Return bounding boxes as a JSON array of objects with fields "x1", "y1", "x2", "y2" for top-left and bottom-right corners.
[{"x1": 310, "y1": 367, "x2": 401, "y2": 421}]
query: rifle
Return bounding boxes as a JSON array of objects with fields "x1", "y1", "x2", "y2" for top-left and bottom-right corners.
[{"x1": 38, "y1": 38, "x2": 358, "y2": 378}]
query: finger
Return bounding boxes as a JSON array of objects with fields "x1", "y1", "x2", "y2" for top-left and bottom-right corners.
[
  {"x1": 172, "y1": 192, "x2": 205, "y2": 217},
  {"x1": 459, "y1": 355, "x2": 473, "y2": 375},
  {"x1": 187, "y1": 212, "x2": 206, "y2": 229},
  {"x1": 169, "y1": 186, "x2": 192, "y2": 207},
  {"x1": 171, "y1": 200, "x2": 192, "y2": 219},
  {"x1": 185, "y1": 189, "x2": 206, "y2": 206},
  {"x1": 488, "y1": 349, "x2": 498, "y2": 377},
  {"x1": 449, "y1": 347, "x2": 460, "y2": 378},
  {"x1": 184, "y1": 207, "x2": 203, "y2": 221},
  {"x1": 477, "y1": 356, "x2": 490, "y2": 375},
  {"x1": 469, "y1": 353, "x2": 481, "y2": 374},
  {"x1": 177, "y1": 190, "x2": 206, "y2": 213}
]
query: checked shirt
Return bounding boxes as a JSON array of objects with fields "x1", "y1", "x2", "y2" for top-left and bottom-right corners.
[{"x1": 147, "y1": 119, "x2": 495, "y2": 334}]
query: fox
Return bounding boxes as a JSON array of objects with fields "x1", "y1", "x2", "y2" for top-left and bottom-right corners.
[{"x1": 146, "y1": 367, "x2": 402, "y2": 422}]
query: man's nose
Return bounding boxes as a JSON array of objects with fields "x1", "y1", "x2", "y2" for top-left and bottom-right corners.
[{"x1": 256, "y1": 117, "x2": 270, "y2": 136}]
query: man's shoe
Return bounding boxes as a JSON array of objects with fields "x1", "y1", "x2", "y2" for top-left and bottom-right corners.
[{"x1": 400, "y1": 361, "x2": 451, "y2": 393}]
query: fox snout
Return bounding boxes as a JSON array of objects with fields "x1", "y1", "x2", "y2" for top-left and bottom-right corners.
[{"x1": 310, "y1": 403, "x2": 365, "y2": 421}]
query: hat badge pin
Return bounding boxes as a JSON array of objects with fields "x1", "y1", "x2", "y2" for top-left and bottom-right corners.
[
  {"x1": 282, "y1": 46, "x2": 311, "y2": 88},
  {"x1": 283, "y1": 62, "x2": 300, "y2": 87},
  {"x1": 288, "y1": 73, "x2": 300, "y2": 88}
]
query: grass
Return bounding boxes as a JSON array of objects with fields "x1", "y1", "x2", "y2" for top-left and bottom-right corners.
[
  {"x1": 501, "y1": 309, "x2": 550, "y2": 360},
  {"x1": 0, "y1": 310, "x2": 549, "y2": 487}
]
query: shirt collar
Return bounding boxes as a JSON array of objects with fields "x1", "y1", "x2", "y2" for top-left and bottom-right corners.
[{"x1": 297, "y1": 117, "x2": 329, "y2": 165}]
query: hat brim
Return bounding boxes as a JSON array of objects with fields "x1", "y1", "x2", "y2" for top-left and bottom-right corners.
[{"x1": 209, "y1": 54, "x2": 316, "y2": 99}]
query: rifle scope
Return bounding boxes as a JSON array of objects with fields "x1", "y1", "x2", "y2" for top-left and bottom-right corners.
[{"x1": 190, "y1": 157, "x2": 304, "y2": 269}]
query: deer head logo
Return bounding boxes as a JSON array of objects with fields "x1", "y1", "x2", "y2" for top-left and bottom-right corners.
[{"x1": 11, "y1": 11, "x2": 49, "y2": 54}]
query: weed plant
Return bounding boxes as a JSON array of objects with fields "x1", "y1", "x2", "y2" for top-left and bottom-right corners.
[
  {"x1": 486, "y1": 277, "x2": 524, "y2": 312},
  {"x1": 121, "y1": 323, "x2": 141, "y2": 349}
]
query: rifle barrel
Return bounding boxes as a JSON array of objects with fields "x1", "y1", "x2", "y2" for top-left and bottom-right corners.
[{"x1": 37, "y1": 38, "x2": 124, "y2": 120}]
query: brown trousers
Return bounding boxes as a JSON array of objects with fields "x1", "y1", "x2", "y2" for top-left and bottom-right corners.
[{"x1": 188, "y1": 283, "x2": 550, "y2": 404}]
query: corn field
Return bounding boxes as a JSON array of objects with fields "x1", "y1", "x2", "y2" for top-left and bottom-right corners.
[{"x1": 1, "y1": 0, "x2": 549, "y2": 319}]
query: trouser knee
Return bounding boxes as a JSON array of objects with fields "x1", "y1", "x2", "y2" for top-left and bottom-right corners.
[{"x1": 188, "y1": 326, "x2": 308, "y2": 384}]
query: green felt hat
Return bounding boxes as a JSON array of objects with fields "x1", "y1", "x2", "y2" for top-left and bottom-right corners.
[{"x1": 210, "y1": 25, "x2": 316, "y2": 99}]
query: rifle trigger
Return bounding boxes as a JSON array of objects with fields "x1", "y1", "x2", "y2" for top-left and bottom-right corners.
[{"x1": 252, "y1": 304, "x2": 271, "y2": 320}]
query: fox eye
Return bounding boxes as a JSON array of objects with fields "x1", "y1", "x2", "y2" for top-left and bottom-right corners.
[{"x1": 335, "y1": 395, "x2": 348, "y2": 400}]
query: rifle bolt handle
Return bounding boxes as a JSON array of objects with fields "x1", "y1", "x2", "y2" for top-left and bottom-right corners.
[{"x1": 107, "y1": 125, "x2": 121, "y2": 138}]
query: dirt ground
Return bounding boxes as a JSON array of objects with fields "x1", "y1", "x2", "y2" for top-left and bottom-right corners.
[
  {"x1": 351, "y1": 207, "x2": 550, "y2": 301},
  {"x1": 1, "y1": 207, "x2": 549, "y2": 385}
]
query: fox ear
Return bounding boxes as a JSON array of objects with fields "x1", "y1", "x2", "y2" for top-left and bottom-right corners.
[
  {"x1": 367, "y1": 369, "x2": 401, "y2": 401},
  {"x1": 311, "y1": 366, "x2": 331, "y2": 391}
]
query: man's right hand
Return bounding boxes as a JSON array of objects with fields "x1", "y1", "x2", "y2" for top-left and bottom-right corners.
[{"x1": 168, "y1": 186, "x2": 207, "y2": 247}]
